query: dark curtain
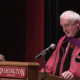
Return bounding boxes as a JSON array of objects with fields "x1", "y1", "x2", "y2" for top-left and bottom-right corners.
[
  {"x1": 25, "y1": 0, "x2": 44, "y2": 69},
  {"x1": 44, "y1": 0, "x2": 62, "y2": 61},
  {"x1": 0, "y1": 0, "x2": 25, "y2": 61}
]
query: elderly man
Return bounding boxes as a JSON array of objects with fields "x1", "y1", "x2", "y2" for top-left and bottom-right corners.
[{"x1": 41, "y1": 10, "x2": 80, "y2": 80}]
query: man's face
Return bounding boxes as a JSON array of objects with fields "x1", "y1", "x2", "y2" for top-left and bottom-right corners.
[{"x1": 60, "y1": 18, "x2": 79, "y2": 37}]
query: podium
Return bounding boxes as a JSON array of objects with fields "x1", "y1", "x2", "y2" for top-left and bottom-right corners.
[
  {"x1": 38, "y1": 72, "x2": 64, "y2": 80},
  {"x1": 0, "y1": 61, "x2": 39, "y2": 80}
]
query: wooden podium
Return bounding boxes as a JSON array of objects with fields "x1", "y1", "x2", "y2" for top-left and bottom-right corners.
[
  {"x1": 0, "y1": 61, "x2": 39, "y2": 80},
  {"x1": 38, "y1": 72, "x2": 64, "y2": 80}
]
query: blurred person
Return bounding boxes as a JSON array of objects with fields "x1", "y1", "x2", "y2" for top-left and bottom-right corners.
[{"x1": 0, "y1": 54, "x2": 5, "y2": 61}]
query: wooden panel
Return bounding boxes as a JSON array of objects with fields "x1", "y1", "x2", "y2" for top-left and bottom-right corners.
[
  {"x1": 0, "y1": 61, "x2": 39, "y2": 67},
  {"x1": 27, "y1": 66, "x2": 38, "y2": 80},
  {"x1": 38, "y1": 72, "x2": 64, "y2": 80},
  {"x1": 0, "y1": 61, "x2": 39, "y2": 80}
]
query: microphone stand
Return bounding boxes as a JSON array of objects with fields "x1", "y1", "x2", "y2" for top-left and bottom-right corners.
[{"x1": 41, "y1": 52, "x2": 47, "y2": 80}]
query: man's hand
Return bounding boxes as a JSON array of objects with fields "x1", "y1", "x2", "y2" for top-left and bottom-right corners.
[{"x1": 62, "y1": 71, "x2": 76, "y2": 80}]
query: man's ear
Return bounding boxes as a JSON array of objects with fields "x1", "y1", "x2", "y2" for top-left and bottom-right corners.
[
  {"x1": 75, "y1": 20, "x2": 80, "y2": 29},
  {"x1": 79, "y1": 26, "x2": 80, "y2": 30}
]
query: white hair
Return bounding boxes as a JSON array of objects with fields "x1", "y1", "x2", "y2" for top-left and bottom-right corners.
[{"x1": 60, "y1": 10, "x2": 80, "y2": 22}]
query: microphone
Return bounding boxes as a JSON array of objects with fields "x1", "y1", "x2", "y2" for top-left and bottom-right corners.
[{"x1": 35, "y1": 43, "x2": 56, "y2": 60}]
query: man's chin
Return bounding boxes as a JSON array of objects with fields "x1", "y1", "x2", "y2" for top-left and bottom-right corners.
[
  {"x1": 66, "y1": 36, "x2": 74, "y2": 38},
  {"x1": 66, "y1": 35, "x2": 72, "y2": 38}
]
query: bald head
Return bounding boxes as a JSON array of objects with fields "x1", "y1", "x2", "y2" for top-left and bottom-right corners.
[{"x1": 0, "y1": 54, "x2": 5, "y2": 61}]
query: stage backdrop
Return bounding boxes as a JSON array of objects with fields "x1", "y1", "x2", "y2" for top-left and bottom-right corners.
[{"x1": 25, "y1": 0, "x2": 44, "y2": 69}]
